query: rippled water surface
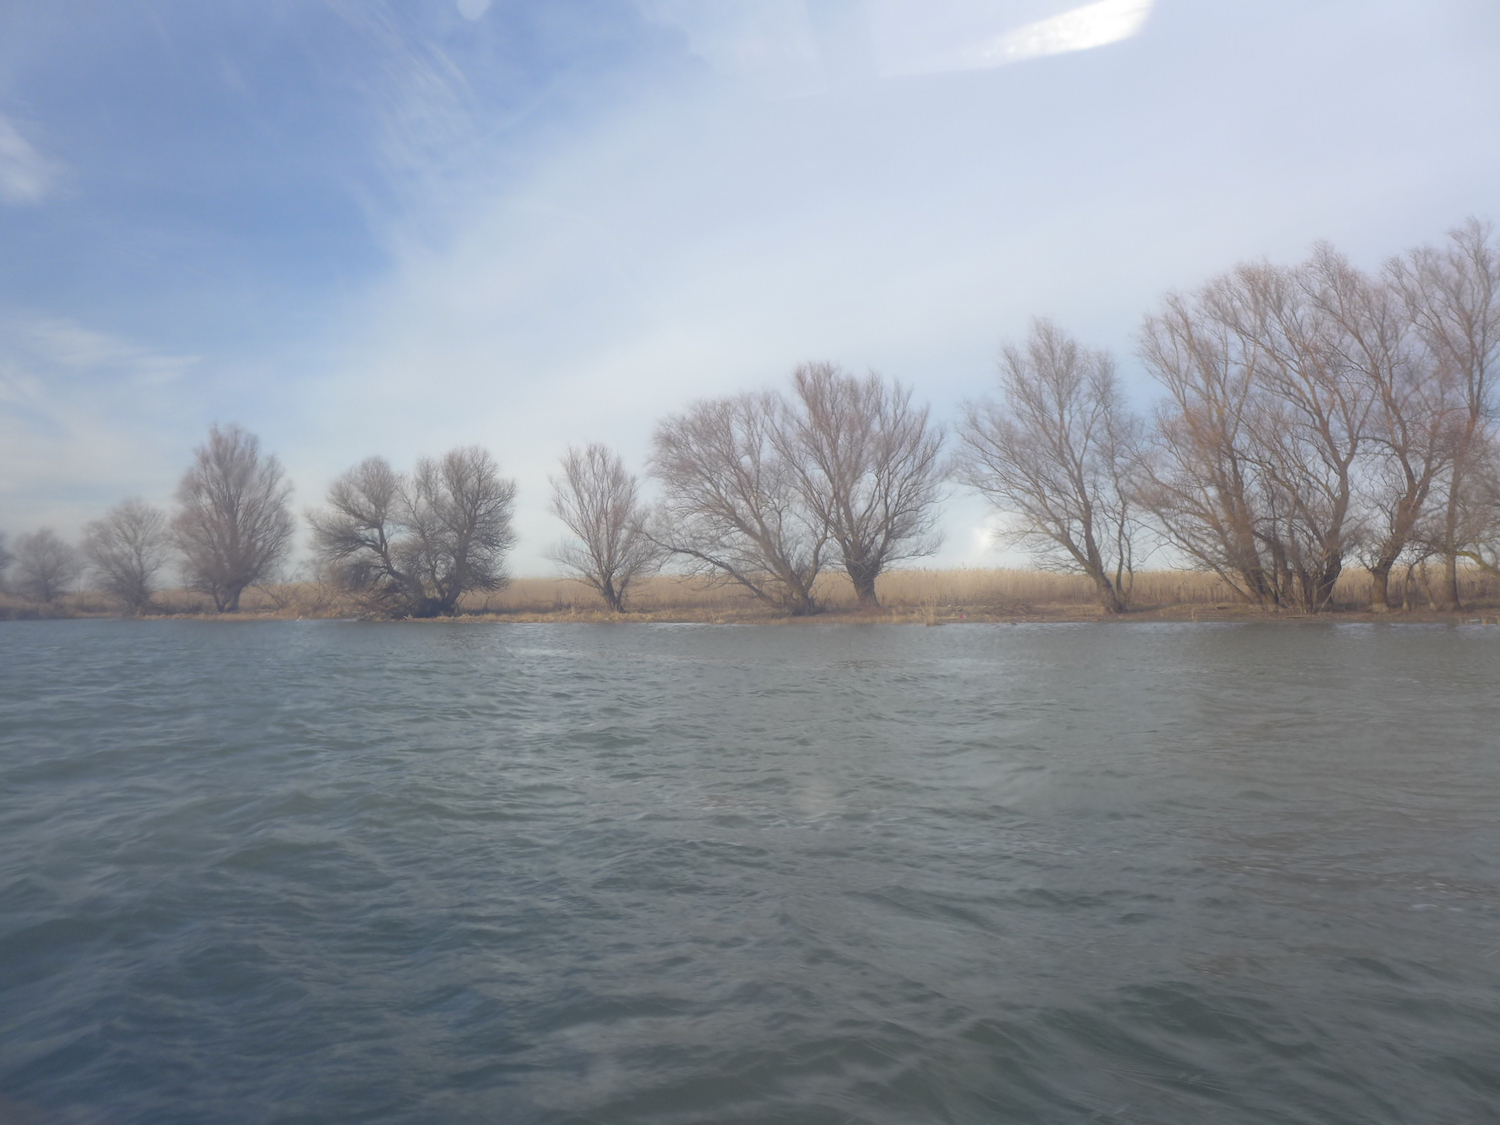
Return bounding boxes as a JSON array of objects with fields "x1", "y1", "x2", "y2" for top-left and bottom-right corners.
[{"x1": 2, "y1": 621, "x2": 1499, "y2": 1124}]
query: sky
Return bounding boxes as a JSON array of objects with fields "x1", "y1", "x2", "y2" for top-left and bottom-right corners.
[{"x1": 2, "y1": 0, "x2": 1499, "y2": 574}]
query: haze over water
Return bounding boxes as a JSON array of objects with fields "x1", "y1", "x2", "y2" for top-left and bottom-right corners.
[{"x1": 2, "y1": 621, "x2": 1498, "y2": 1123}]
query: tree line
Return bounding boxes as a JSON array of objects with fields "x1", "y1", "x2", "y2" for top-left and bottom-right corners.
[{"x1": 3, "y1": 220, "x2": 1497, "y2": 617}]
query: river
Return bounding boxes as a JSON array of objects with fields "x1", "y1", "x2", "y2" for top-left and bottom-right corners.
[{"x1": 2, "y1": 621, "x2": 1497, "y2": 1123}]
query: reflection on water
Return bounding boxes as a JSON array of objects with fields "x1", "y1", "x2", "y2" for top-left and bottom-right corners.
[{"x1": 1, "y1": 621, "x2": 1498, "y2": 1124}]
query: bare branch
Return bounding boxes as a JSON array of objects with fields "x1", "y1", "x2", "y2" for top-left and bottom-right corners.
[
  {"x1": 13, "y1": 528, "x2": 83, "y2": 606},
  {"x1": 647, "y1": 393, "x2": 827, "y2": 615},
  {"x1": 309, "y1": 448, "x2": 517, "y2": 617},
  {"x1": 780, "y1": 364, "x2": 945, "y2": 609},
  {"x1": 548, "y1": 443, "x2": 658, "y2": 612},
  {"x1": 955, "y1": 320, "x2": 1140, "y2": 613},
  {"x1": 172, "y1": 424, "x2": 295, "y2": 612},
  {"x1": 84, "y1": 499, "x2": 171, "y2": 613}
]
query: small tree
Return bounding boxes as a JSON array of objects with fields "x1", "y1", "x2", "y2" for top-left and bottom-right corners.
[
  {"x1": 956, "y1": 320, "x2": 1140, "y2": 613},
  {"x1": 778, "y1": 364, "x2": 945, "y2": 609},
  {"x1": 548, "y1": 443, "x2": 658, "y2": 612},
  {"x1": 648, "y1": 393, "x2": 827, "y2": 615},
  {"x1": 13, "y1": 528, "x2": 83, "y2": 606},
  {"x1": 173, "y1": 424, "x2": 295, "y2": 612},
  {"x1": 309, "y1": 447, "x2": 517, "y2": 617},
  {"x1": 84, "y1": 499, "x2": 172, "y2": 614}
]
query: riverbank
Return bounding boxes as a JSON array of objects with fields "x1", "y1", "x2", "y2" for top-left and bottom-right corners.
[{"x1": 4, "y1": 567, "x2": 1498, "y2": 623}]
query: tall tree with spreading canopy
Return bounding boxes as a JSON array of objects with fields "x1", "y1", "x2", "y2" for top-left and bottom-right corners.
[
  {"x1": 173, "y1": 424, "x2": 294, "y2": 612},
  {"x1": 1305, "y1": 246, "x2": 1459, "y2": 611},
  {"x1": 548, "y1": 443, "x2": 658, "y2": 612},
  {"x1": 955, "y1": 320, "x2": 1140, "y2": 613},
  {"x1": 778, "y1": 364, "x2": 944, "y2": 609},
  {"x1": 309, "y1": 447, "x2": 517, "y2": 617},
  {"x1": 1140, "y1": 254, "x2": 1374, "y2": 612}
]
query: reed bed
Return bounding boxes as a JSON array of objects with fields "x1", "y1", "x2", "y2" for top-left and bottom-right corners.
[{"x1": 4, "y1": 565, "x2": 1496, "y2": 621}]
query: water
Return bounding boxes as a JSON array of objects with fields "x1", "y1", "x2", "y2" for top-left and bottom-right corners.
[{"x1": 1, "y1": 621, "x2": 1498, "y2": 1124}]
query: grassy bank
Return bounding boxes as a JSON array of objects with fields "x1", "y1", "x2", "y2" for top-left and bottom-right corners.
[{"x1": 6, "y1": 567, "x2": 1500, "y2": 623}]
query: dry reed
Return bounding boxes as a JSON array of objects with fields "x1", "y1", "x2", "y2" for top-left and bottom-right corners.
[{"x1": 5, "y1": 565, "x2": 1496, "y2": 622}]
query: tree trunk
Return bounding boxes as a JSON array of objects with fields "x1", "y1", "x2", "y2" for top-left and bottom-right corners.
[
  {"x1": 1092, "y1": 573, "x2": 1125, "y2": 614},
  {"x1": 781, "y1": 584, "x2": 820, "y2": 616},
  {"x1": 847, "y1": 563, "x2": 880, "y2": 611},
  {"x1": 602, "y1": 579, "x2": 624, "y2": 613},
  {"x1": 1368, "y1": 561, "x2": 1394, "y2": 612},
  {"x1": 1439, "y1": 551, "x2": 1462, "y2": 610}
]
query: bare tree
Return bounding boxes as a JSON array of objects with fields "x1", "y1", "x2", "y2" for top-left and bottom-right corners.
[
  {"x1": 309, "y1": 447, "x2": 517, "y2": 617},
  {"x1": 1140, "y1": 256, "x2": 1373, "y2": 612},
  {"x1": 173, "y1": 424, "x2": 294, "y2": 612},
  {"x1": 955, "y1": 320, "x2": 1140, "y2": 613},
  {"x1": 648, "y1": 393, "x2": 827, "y2": 615},
  {"x1": 1452, "y1": 429, "x2": 1500, "y2": 578},
  {"x1": 13, "y1": 529, "x2": 83, "y2": 606},
  {"x1": 83, "y1": 499, "x2": 172, "y2": 614},
  {"x1": 548, "y1": 443, "x2": 658, "y2": 612},
  {"x1": 1244, "y1": 257, "x2": 1373, "y2": 611},
  {"x1": 0, "y1": 531, "x2": 12, "y2": 590},
  {"x1": 404, "y1": 447, "x2": 517, "y2": 615},
  {"x1": 1390, "y1": 219, "x2": 1500, "y2": 608},
  {"x1": 307, "y1": 457, "x2": 424, "y2": 615},
  {"x1": 777, "y1": 364, "x2": 944, "y2": 609},
  {"x1": 1301, "y1": 246, "x2": 1459, "y2": 611}
]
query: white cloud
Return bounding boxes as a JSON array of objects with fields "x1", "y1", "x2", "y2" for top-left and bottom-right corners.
[
  {"x1": 638, "y1": 1, "x2": 1156, "y2": 92},
  {"x1": 0, "y1": 115, "x2": 62, "y2": 204},
  {"x1": 970, "y1": 0, "x2": 1153, "y2": 67},
  {"x1": 869, "y1": 0, "x2": 1156, "y2": 77}
]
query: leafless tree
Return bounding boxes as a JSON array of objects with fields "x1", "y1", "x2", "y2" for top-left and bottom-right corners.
[
  {"x1": 307, "y1": 456, "x2": 421, "y2": 615},
  {"x1": 1140, "y1": 255, "x2": 1373, "y2": 612},
  {"x1": 1451, "y1": 429, "x2": 1500, "y2": 578},
  {"x1": 777, "y1": 364, "x2": 944, "y2": 609},
  {"x1": 172, "y1": 424, "x2": 294, "y2": 612},
  {"x1": 548, "y1": 443, "x2": 658, "y2": 612},
  {"x1": 955, "y1": 320, "x2": 1140, "y2": 613},
  {"x1": 404, "y1": 447, "x2": 517, "y2": 614},
  {"x1": 0, "y1": 531, "x2": 12, "y2": 589},
  {"x1": 83, "y1": 499, "x2": 172, "y2": 614},
  {"x1": 13, "y1": 528, "x2": 83, "y2": 606},
  {"x1": 1138, "y1": 288, "x2": 1271, "y2": 606},
  {"x1": 1299, "y1": 247, "x2": 1459, "y2": 610},
  {"x1": 309, "y1": 447, "x2": 516, "y2": 617},
  {"x1": 1390, "y1": 219, "x2": 1500, "y2": 608},
  {"x1": 648, "y1": 393, "x2": 827, "y2": 615}
]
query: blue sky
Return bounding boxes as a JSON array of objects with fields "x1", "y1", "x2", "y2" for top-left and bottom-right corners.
[{"x1": 3, "y1": 0, "x2": 1499, "y2": 572}]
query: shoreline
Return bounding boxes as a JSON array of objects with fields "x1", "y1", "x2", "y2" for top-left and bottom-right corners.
[{"x1": 7, "y1": 604, "x2": 1500, "y2": 626}]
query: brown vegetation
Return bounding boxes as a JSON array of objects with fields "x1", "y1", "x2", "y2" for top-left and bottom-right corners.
[{"x1": 9, "y1": 565, "x2": 1489, "y2": 624}]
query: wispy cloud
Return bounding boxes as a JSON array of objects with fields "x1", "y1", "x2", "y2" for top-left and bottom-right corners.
[
  {"x1": 0, "y1": 115, "x2": 62, "y2": 204},
  {"x1": 875, "y1": 0, "x2": 1155, "y2": 76},
  {"x1": 638, "y1": 1, "x2": 1156, "y2": 93},
  {"x1": 0, "y1": 314, "x2": 199, "y2": 529}
]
